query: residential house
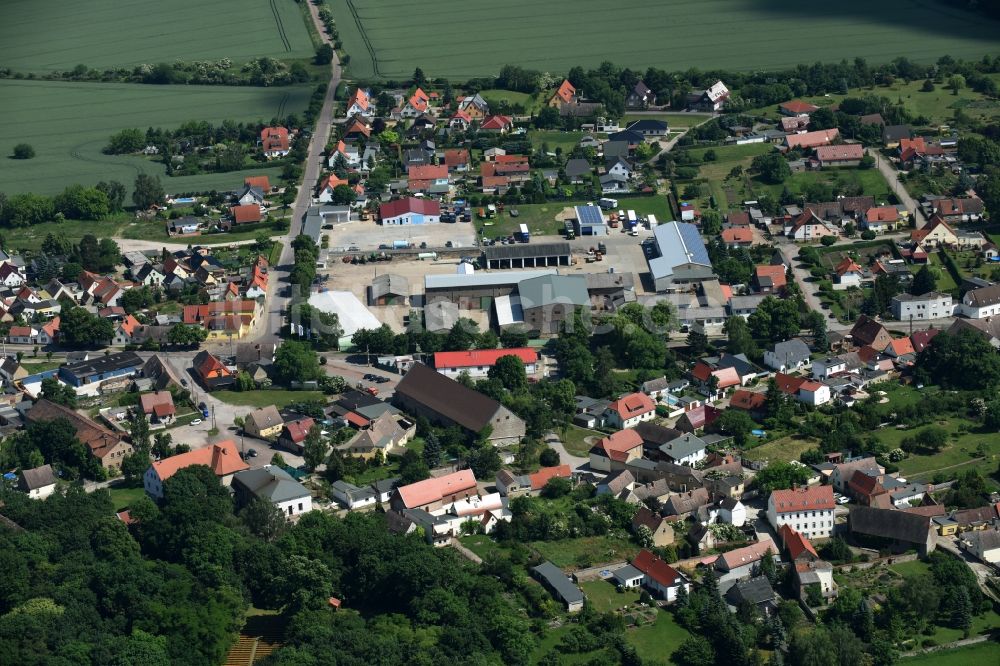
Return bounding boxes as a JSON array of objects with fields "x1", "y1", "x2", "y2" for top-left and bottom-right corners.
[
  {"x1": 232, "y1": 465, "x2": 312, "y2": 517},
  {"x1": 277, "y1": 417, "x2": 315, "y2": 455},
  {"x1": 766, "y1": 485, "x2": 835, "y2": 540},
  {"x1": 729, "y1": 390, "x2": 767, "y2": 418},
  {"x1": 17, "y1": 464, "x2": 58, "y2": 499},
  {"x1": 850, "y1": 315, "x2": 893, "y2": 350},
  {"x1": 754, "y1": 264, "x2": 787, "y2": 293},
  {"x1": 780, "y1": 100, "x2": 819, "y2": 116},
  {"x1": 604, "y1": 392, "x2": 656, "y2": 429},
  {"x1": 443, "y1": 148, "x2": 470, "y2": 172},
  {"x1": 589, "y1": 428, "x2": 644, "y2": 472},
  {"x1": 345, "y1": 88, "x2": 372, "y2": 118},
  {"x1": 139, "y1": 391, "x2": 175, "y2": 425},
  {"x1": 631, "y1": 549, "x2": 689, "y2": 601},
  {"x1": 883, "y1": 125, "x2": 911, "y2": 148},
  {"x1": 548, "y1": 80, "x2": 577, "y2": 107},
  {"x1": 433, "y1": 348, "x2": 538, "y2": 379},
  {"x1": 191, "y1": 350, "x2": 236, "y2": 391},
  {"x1": 725, "y1": 577, "x2": 778, "y2": 616},
  {"x1": 457, "y1": 93, "x2": 489, "y2": 117},
  {"x1": 663, "y1": 487, "x2": 710, "y2": 518},
  {"x1": 763, "y1": 338, "x2": 812, "y2": 372},
  {"x1": 626, "y1": 80, "x2": 655, "y2": 108},
  {"x1": 963, "y1": 528, "x2": 1000, "y2": 564},
  {"x1": 910, "y1": 215, "x2": 958, "y2": 248},
  {"x1": 260, "y1": 126, "x2": 290, "y2": 158},
  {"x1": 393, "y1": 363, "x2": 525, "y2": 446},
  {"x1": 480, "y1": 115, "x2": 513, "y2": 133},
  {"x1": 960, "y1": 284, "x2": 1000, "y2": 319},
  {"x1": 815, "y1": 144, "x2": 864, "y2": 167},
  {"x1": 892, "y1": 292, "x2": 955, "y2": 321},
  {"x1": 144, "y1": 440, "x2": 248, "y2": 499},
  {"x1": 564, "y1": 158, "x2": 592, "y2": 184},
  {"x1": 317, "y1": 174, "x2": 350, "y2": 203},
  {"x1": 718, "y1": 497, "x2": 747, "y2": 526},
  {"x1": 339, "y1": 411, "x2": 415, "y2": 460},
  {"x1": 830, "y1": 457, "x2": 883, "y2": 492},
  {"x1": 721, "y1": 227, "x2": 754, "y2": 248},
  {"x1": 230, "y1": 204, "x2": 262, "y2": 225},
  {"x1": 389, "y1": 468, "x2": 478, "y2": 513},
  {"x1": 715, "y1": 539, "x2": 780, "y2": 581},
  {"x1": 785, "y1": 129, "x2": 839, "y2": 149},
  {"x1": 675, "y1": 404, "x2": 722, "y2": 433},
  {"x1": 693, "y1": 81, "x2": 729, "y2": 112},
  {"x1": 495, "y1": 465, "x2": 572, "y2": 497},
  {"x1": 330, "y1": 480, "x2": 377, "y2": 510},
  {"x1": 532, "y1": 561, "x2": 584, "y2": 612},
  {"x1": 406, "y1": 164, "x2": 450, "y2": 194},
  {"x1": 787, "y1": 209, "x2": 840, "y2": 241},
  {"x1": 659, "y1": 433, "x2": 708, "y2": 467},
  {"x1": 862, "y1": 206, "x2": 900, "y2": 232},
  {"x1": 597, "y1": 469, "x2": 635, "y2": 497},
  {"x1": 244, "y1": 405, "x2": 284, "y2": 440},
  {"x1": 626, "y1": 119, "x2": 668, "y2": 138},
  {"x1": 112, "y1": 315, "x2": 142, "y2": 345},
  {"x1": 632, "y1": 506, "x2": 675, "y2": 546},
  {"x1": 834, "y1": 257, "x2": 864, "y2": 289}
]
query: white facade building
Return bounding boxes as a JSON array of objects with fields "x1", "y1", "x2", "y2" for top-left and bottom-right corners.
[{"x1": 766, "y1": 486, "x2": 835, "y2": 540}]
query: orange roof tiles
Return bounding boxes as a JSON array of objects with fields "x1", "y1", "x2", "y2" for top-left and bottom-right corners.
[
  {"x1": 151, "y1": 440, "x2": 248, "y2": 482},
  {"x1": 595, "y1": 429, "x2": 643, "y2": 462},
  {"x1": 770, "y1": 485, "x2": 835, "y2": 513},
  {"x1": 395, "y1": 469, "x2": 477, "y2": 509},
  {"x1": 608, "y1": 392, "x2": 656, "y2": 420}
]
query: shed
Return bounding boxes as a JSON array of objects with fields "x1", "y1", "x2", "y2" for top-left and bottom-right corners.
[
  {"x1": 531, "y1": 561, "x2": 585, "y2": 612},
  {"x1": 369, "y1": 273, "x2": 410, "y2": 306}
]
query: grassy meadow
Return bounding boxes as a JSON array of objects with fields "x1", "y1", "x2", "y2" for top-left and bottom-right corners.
[
  {"x1": 332, "y1": 0, "x2": 1000, "y2": 79},
  {"x1": 0, "y1": 0, "x2": 313, "y2": 73},
  {"x1": 1, "y1": 80, "x2": 312, "y2": 196}
]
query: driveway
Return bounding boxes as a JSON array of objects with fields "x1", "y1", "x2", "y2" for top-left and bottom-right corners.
[
  {"x1": 543, "y1": 431, "x2": 590, "y2": 470},
  {"x1": 871, "y1": 150, "x2": 925, "y2": 225}
]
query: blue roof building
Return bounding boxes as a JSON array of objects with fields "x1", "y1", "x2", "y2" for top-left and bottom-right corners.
[{"x1": 573, "y1": 205, "x2": 608, "y2": 236}]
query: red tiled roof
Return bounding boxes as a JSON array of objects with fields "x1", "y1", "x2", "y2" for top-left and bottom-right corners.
[
  {"x1": 348, "y1": 88, "x2": 369, "y2": 111},
  {"x1": 718, "y1": 539, "x2": 779, "y2": 570},
  {"x1": 480, "y1": 115, "x2": 512, "y2": 131},
  {"x1": 260, "y1": 126, "x2": 289, "y2": 152},
  {"x1": 755, "y1": 264, "x2": 787, "y2": 289},
  {"x1": 407, "y1": 165, "x2": 448, "y2": 181},
  {"x1": 379, "y1": 197, "x2": 441, "y2": 220},
  {"x1": 443, "y1": 149, "x2": 470, "y2": 167},
  {"x1": 8, "y1": 326, "x2": 31, "y2": 337},
  {"x1": 283, "y1": 417, "x2": 315, "y2": 444},
  {"x1": 244, "y1": 175, "x2": 271, "y2": 191},
  {"x1": 632, "y1": 549, "x2": 683, "y2": 587},
  {"x1": 552, "y1": 80, "x2": 576, "y2": 105},
  {"x1": 595, "y1": 428, "x2": 643, "y2": 461},
  {"x1": 609, "y1": 392, "x2": 656, "y2": 420},
  {"x1": 781, "y1": 100, "x2": 820, "y2": 115},
  {"x1": 770, "y1": 485, "x2": 835, "y2": 513},
  {"x1": 910, "y1": 329, "x2": 940, "y2": 353},
  {"x1": 151, "y1": 440, "x2": 248, "y2": 482},
  {"x1": 835, "y1": 257, "x2": 862, "y2": 275},
  {"x1": 230, "y1": 204, "x2": 261, "y2": 224},
  {"x1": 730, "y1": 389, "x2": 767, "y2": 411},
  {"x1": 395, "y1": 469, "x2": 477, "y2": 509},
  {"x1": 866, "y1": 206, "x2": 899, "y2": 222},
  {"x1": 721, "y1": 228, "x2": 753, "y2": 244},
  {"x1": 139, "y1": 390, "x2": 175, "y2": 417},
  {"x1": 887, "y1": 337, "x2": 915, "y2": 356},
  {"x1": 322, "y1": 175, "x2": 349, "y2": 191},
  {"x1": 778, "y1": 524, "x2": 819, "y2": 560},
  {"x1": 727, "y1": 211, "x2": 751, "y2": 226},
  {"x1": 786, "y1": 128, "x2": 839, "y2": 149},
  {"x1": 815, "y1": 144, "x2": 864, "y2": 162},
  {"x1": 408, "y1": 88, "x2": 429, "y2": 112},
  {"x1": 529, "y1": 465, "x2": 571, "y2": 491},
  {"x1": 773, "y1": 372, "x2": 806, "y2": 395},
  {"x1": 434, "y1": 348, "x2": 537, "y2": 370},
  {"x1": 344, "y1": 118, "x2": 371, "y2": 137}
]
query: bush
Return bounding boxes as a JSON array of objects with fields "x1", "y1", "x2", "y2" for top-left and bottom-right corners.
[
  {"x1": 820, "y1": 236, "x2": 837, "y2": 246},
  {"x1": 12, "y1": 143, "x2": 35, "y2": 159},
  {"x1": 860, "y1": 230, "x2": 877, "y2": 240}
]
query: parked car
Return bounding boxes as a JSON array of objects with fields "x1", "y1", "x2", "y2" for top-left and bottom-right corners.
[
  {"x1": 247, "y1": 448, "x2": 258, "y2": 458},
  {"x1": 190, "y1": 419, "x2": 202, "y2": 426}
]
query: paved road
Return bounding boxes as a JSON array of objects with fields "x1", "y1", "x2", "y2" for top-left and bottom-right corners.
[
  {"x1": 872, "y1": 150, "x2": 925, "y2": 226},
  {"x1": 543, "y1": 432, "x2": 590, "y2": 470},
  {"x1": 244, "y1": 5, "x2": 343, "y2": 348}
]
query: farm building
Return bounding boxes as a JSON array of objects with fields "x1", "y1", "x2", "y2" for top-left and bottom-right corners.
[
  {"x1": 815, "y1": 144, "x2": 864, "y2": 167},
  {"x1": 369, "y1": 274, "x2": 410, "y2": 306},
  {"x1": 379, "y1": 198, "x2": 441, "y2": 225},
  {"x1": 302, "y1": 205, "x2": 351, "y2": 245},
  {"x1": 646, "y1": 222, "x2": 714, "y2": 292},
  {"x1": 424, "y1": 269, "x2": 555, "y2": 309},
  {"x1": 518, "y1": 274, "x2": 590, "y2": 336},
  {"x1": 434, "y1": 348, "x2": 538, "y2": 379},
  {"x1": 484, "y1": 242, "x2": 572, "y2": 269},
  {"x1": 573, "y1": 205, "x2": 608, "y2": 236},
  {"x1": 531, "y1": 561, "x2": 584, "y2": 612},
  {"x1": 307, "y1": 290, "x2": 382, "y2": 348}
]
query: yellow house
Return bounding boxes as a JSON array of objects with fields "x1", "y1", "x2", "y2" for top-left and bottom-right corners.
[
  {"x1": 205, "y1": 315, "x2": 251, "y2": 340},
  {"x1": 911, "y1": 216, "x2": 957, "y2": 248},
  {"x1": 245, "y1": 405, "x2": 284, "y2": 440}
]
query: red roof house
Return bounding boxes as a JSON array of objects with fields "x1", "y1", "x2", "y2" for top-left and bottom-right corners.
[{"x1": 230, "y1": 204, "x2": 262, "y2": 225}]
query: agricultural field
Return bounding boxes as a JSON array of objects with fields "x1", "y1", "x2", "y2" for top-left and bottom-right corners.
[
  {"x1": 1, "y1": 80, "x2": 312, "y2": 196},
  {"x1": 331, "y1": 0, "x2": 1000, "y2": 80},
  {"x1": 742, "y1": 435, "x2": 817, "y2": 463},
  {"x1": 898, "y1": 641, "x2": 1000, "y2": 666},
  {"x1": 0, "y1": 0, "x2": 313, "y2": 73}
]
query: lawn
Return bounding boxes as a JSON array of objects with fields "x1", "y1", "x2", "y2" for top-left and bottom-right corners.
[
  {"x1": 478, "y1": 89, "x2": 543, "y2": 114},
  {"x1": 460, "y1": 534, "x2": 509, "y2": 561},
  {"x1": 898, "y1": 641, "x2": 1000, "y2": 665},
  {"x1": 559, "y1": 424, "x2": 604, "y2": 458},
  {"x1": 888, "y1": 559, "x2": 931, "y2": 579},
  {"x1": 531, "y1": 535, "x2": 637, "y2": 569},
  {"x1": 756, "y1": 168, "x2": 893, "y2": 203},
  {"x1": 1, "y1": 79, "x2": 312, "y2": 195},
  {"x1": 211, "y1": 390, "x2": 325, "y2": 409},
  {"x1": 880, "y1": 418, "x2": 1000, "y2": 481},
  {"x1": 0, "y1": 0, "x2": 313, "y2": 73},
  {"x1": 742, "y1": 435, "x2": 818, "y2": 463},
  {"x1": 107, "y1": 485, "x2": 147, "y2": 511},
  {"x1": 528, "y1": 130, "x2": 584, "y2": 153},
  {"x1": 332, "y1": 0, "x2": 1000, "y2": 79},
  {"x1": 19, "y1": 360, "x2": 63, "y2": 373},
  {"x1": 579, "y1": 579, "x2": 641, "y2": 612},
  {"x1": 628, "y1": 611, "x2": 692, "y2": 663}
]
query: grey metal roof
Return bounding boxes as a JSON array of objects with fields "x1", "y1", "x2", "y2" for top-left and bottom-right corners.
[
  {"x1": 424, "y1": 269, "x2": 555, "y2": 291},
  {"x1": 648, "y1": 222, "x2": 712, "y2": 281},
  {"x1": 659, "y1": 433, "x2": 706, "y2": 461},
  {"x1": 518, "y1": 275, "x2": 589, "y2": 308},
  {"x1": 614, "y1": 564, "x2": 645, "y2": 581},
  {"x1": 234, "y1": 466, "x2": 310, "y2": 503},
  {"x1": 532, "y1": 561, "x2": 584, "y2": 605},
  {"x1": 484, "y1": 242, "x2": 571, "y2": 261},
  {"x1": 371, "y1": 273, "x2": 410, "y2": 298}
]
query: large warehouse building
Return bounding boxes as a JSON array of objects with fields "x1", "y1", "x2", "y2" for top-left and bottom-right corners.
[{"x1": 646, "y1": 221, "x2": 715, "y2": 292}]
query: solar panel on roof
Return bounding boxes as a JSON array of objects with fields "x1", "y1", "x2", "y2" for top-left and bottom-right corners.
[
  {"x1": 678, "y1": 223, "x2": 711, "y2": 265},
  {"x1": 575, "y1": 206, "x2": 604, "y2": 225}
]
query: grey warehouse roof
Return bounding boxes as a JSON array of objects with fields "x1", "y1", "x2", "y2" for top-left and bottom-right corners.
[{"x1": 648, "y1": 221, "x2": 712, "y2": 281}]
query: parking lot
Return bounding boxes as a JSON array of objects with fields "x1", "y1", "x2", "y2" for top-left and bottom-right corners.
[{"x1": 324, "y1": 217, "x2": 478, "y2": 252}]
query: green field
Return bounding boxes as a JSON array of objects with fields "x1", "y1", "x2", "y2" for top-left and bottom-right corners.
[
  {"x1": 0, "y1": 0, "x2": 313, "y2": 73},
  {"x1": 531, "y1": 536, "x2": 638, "y2": 569},
  {"x1": 1, "y1": 79, "x2": 311, "y2": 195},
  {"x1": 212, "y1": 390, "x2": 325, "y2": 409},
  {"x1": 742, "y1": 435, "x2": 818, "y2": 463},
  {"x1": 579, "y1": 579, "x2": 641, "y2": 612},
  {"x1": 332, "y1": 0, "x2": 1000, "y2": 79},
  {"x1": 628, "y1": 611, "x2": 692, "y2": 663}
]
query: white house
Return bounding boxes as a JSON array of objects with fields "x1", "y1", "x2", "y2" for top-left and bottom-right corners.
[
  {"x1": 18, "y1": 464, "x2": 58, "y2": 500},
  {"x1": 960, "y1": 284, "x2": 1000, "y2": 319},
  {"x1": 766, "y1": 486, "x2": 835, "y2": 540},
  {"x1": 659, "y1": 433, "x2": 707, "y2": 467},
  {"x1": 233, "y1": 466, "x2": 313, "y2": 517},
  {"x1": 604, "y1": 392, "x2": 656, "y2": 429},
  {"x1": 812, "y1": 357, "x2": 847, "y2": 380},
  {"x1": 144, "y1": 441, "x2": 248, "y2": 499},
  {"x1": 963, "y1": 529, "x2": 1000, "y2": 565},
  {"x1": 798, "y1": 380, "x2": 831, "y2": 406},
  {"x1": 433, "y1": 348, "x2": 538, "y2": 379},
  {"x1": 632, "y1": 549, "x2": 690, "y2": 601},
  {"x1": 763, "y1": 338, "x2": 812, "y2": 373},
  {"x1": 719, "y1": 498, "x2": 747, "y2": 527},
  {"x1": 892, "y1": 292, "x2": 955, "y2": 321},
  {"x1": 330, "y1": 480, "x2": 377, "y2": 509}
]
